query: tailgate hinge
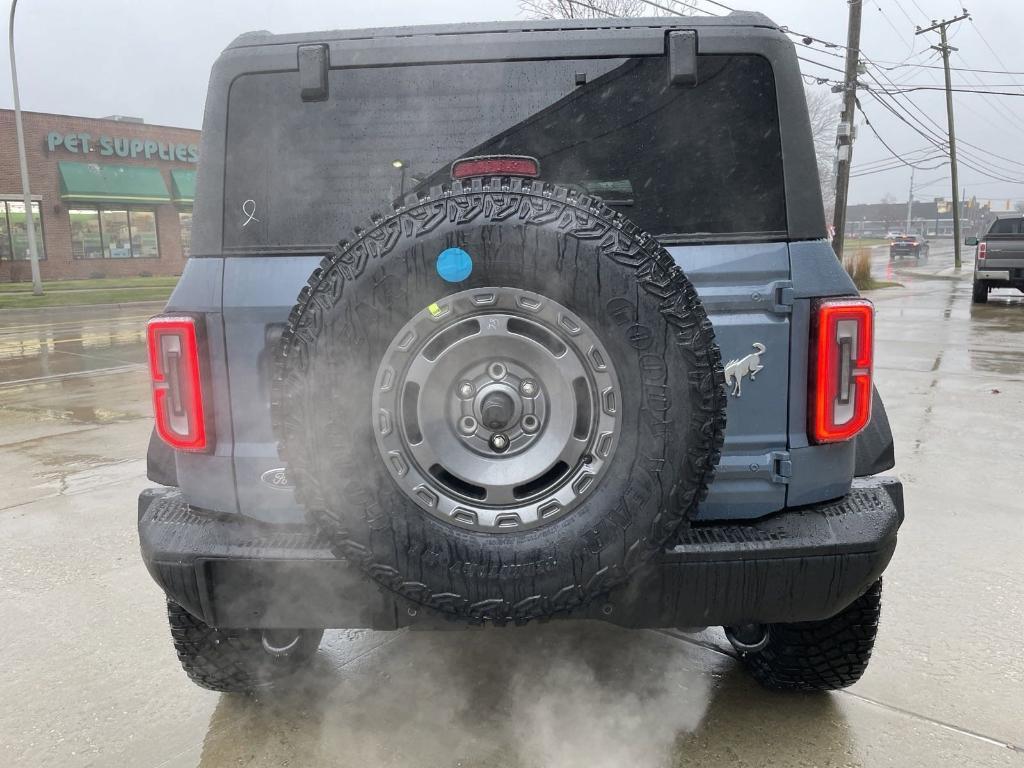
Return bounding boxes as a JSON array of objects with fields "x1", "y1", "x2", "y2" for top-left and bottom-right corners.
[
  {"x1": 712, "y1": 450, "x2": 792, "y2": 484},
  {"x1": 772, "y1": 280, "x2": 795, "y2": 313},
  {"x1": 770, "y1": 450, "x2": 793, "y2": 484}
]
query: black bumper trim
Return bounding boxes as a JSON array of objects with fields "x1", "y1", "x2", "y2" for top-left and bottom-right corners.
[{"x1": 138, "y1": 476, "x2": 903, "y2": 629}]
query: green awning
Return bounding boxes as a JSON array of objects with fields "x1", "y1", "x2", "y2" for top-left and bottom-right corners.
[
  {"x1": 170, "y1": 169, "x2": 196, "y2": 203},
  {"x1": 58, "y1": 161, "x2": 170, "y2": 204}
]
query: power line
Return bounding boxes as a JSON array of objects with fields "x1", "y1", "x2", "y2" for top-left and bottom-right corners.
[
  {"x1": 792, "y1": 40, "x2": 847, "y2": 59},
  {"x1": 867, "y1": 84, "x2": 1024, "y2": 97},
  {"x1": 692, "y1": 0, "x2": 735, "y2": 13},
  {"x1": 816, "y1": 78, "x2": 1024, "y2": 97},
  {"x1": 797, "y1": 55, "x2": 847, "y2": 76},
  {"x1": 560, "y1": 0, "x2": 621, "y2": 17},
  {"x1": 854, "y1": 97, "x2": 948, "y2": 171},
  {"x1": 850, "y1": 151, "x2": 945, "y2": 172},
  {"x1": 950, "y1": 52, "x2": 1024, "y2": 140},
  {"x1": 860, "y1": 65, "x2": 1024, "y2": 173},
  {"x1": 785, "y1": 27, "x2": 1024, "y2": 78},
  {"x1": 858, "y1": 145, "x2": 942, "y2": 163},
  {"x1": 968, "y1": 17, "x2": 1024, "y2": 94},
  {"x1": 635, "y1": 0, "x2": 714, "y2": 17},
  {"x1": 871, "y1": 0, "x2": 916, "y2": 57},
  {"x1": 566, "y1": 4, "x2": 1024, "y2": 198},
  {"x1": 856, "y1": 71, "x2": 1015, "y2": 176},
  {"x1": 864, "y1": 89, "x2": 1024, "y2": 182},
  {"x1": 850, "y1": 159, "x2": 945, "y2": 178},
  {"x1": 858, "y1": 50, "x2": 1024, "y2": 175},
  {"x1": 875, "y1": 60, "x2": 1024, "y2": 76},
  {"x1": 890, "y1": 0, "x2": 920, "y2": 27}
]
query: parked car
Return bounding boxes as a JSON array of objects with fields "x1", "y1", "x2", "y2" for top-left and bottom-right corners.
[
  {"x1": 139, "y1": 14, "x2": 903, "y2": 696},
  {"x1": 967, "y1": 216, "x2": 1024, "y2": 303},
  {"x1": 889, "y1": 234, "x2": 929, "y2": 261}
]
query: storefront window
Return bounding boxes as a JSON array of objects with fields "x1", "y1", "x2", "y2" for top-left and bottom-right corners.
[
  {"x1": 179, "y1": 211, "x2": 192, "y2": 257},
  {"x1": 70, "y1": 208, "x2": 103, "y2": 259},
  {"x1": 100, "y1": 209, "x2": 130, "y2": 258},
  {"x1": 0, "y1": 200, "x2": 45, "y2": 260},
  {"x1": 69, "y1": 206, "x2": 160, "y2": 259},
  {"x1": 129, "y1": 211, "x2": 159, "y2": 258}
]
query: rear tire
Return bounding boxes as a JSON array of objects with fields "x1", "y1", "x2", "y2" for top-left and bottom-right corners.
[
  {"x1": 166, "y1": 600, "x2": 323, "y2": 693},
  {"x1": 972, "y1": 280, "x2": 989, "y2": 304},
  {"x1": 728, "y1": 580, "x2": 883, "y2": 692}
]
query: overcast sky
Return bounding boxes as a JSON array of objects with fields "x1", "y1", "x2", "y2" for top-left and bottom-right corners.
[{"x1": 2, "y1": 0, "x2": 1022, "y2": 205}]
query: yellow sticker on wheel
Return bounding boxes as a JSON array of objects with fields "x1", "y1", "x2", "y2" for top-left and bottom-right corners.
[{"x1": 427, "y1": 302, "x2": 442, "y2": 318}]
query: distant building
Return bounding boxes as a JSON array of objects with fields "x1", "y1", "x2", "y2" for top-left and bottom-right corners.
[
  {"x1": 846, "y1": 199, "x2": 996, "y2": 239},
  {"x1": 0, "y1": 109, "x2": 199, "y2": 282}
]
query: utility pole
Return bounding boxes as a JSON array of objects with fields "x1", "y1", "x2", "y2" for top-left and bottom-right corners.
[
  {"x1": 831, "y1": 0, "x2": 863, "y2": 260},
  {"x1": 916, "y1": 10, "x2": 970, "y2": 269},
  {"x1": 8, "y1": 0, "x2": 43, "y2": 294},
  {"x1": 905, "y1": 167, "x2": 915, "y2": 235}
]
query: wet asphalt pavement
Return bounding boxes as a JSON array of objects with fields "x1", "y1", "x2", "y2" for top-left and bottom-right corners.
[{"x1": 1, "y1": 248, "x2": 1022, "y2": 767}]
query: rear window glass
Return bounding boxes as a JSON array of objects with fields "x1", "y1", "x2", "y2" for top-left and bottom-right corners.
[
  {"x1": 988, "y1": 218, "x2": 1023, "y2": 235},
  {"x1": 223, "y1": 54, "x2": 785, "y2": 250}
]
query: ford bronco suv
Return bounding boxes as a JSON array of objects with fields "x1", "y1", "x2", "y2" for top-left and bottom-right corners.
[{"x1": 140, "y1": 13, "x2": 903, "y2": 695}]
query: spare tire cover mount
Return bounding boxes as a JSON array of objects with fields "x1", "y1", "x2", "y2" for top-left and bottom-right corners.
[{"x1": 372, "y1": 286, "x2": 620, "y2": 532}]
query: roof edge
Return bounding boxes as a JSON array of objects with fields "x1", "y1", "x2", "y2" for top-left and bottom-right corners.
[
  {"x1": 225, "y1": 12, "x2": 779, "y2": 50},
  {"x1": 0, "y1": 108, "x2": 199, "y2": 134}
]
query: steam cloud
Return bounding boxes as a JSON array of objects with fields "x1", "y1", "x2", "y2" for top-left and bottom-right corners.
[{"x1": 198, "y1": 622, "x2": 712, "y2": 767}]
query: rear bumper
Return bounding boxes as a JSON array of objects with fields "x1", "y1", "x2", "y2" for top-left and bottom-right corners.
[
  {"x1": 977, "y1": 270, "x2": 1011, "y2": 281},
  {"x1": 138, "y1": 476, "x2": 904, "y2": 630}
]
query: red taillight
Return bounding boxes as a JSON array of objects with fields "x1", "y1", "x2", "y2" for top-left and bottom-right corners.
[
  {"x1": 810, "y1": 298, "x2": 874, "y2": 443},
  {"x1": 451, "y1": 155, "x2": 540, "y2": 180},
  {"x1": 146, "y1": 315, "x2": 209, "y2": 452},
  {"x1": 978, "y1": 241, "x2": 987, "y2": 260}
]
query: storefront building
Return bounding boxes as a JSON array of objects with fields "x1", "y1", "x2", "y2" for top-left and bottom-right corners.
[{"x1": 0, "y1": 110, "x2": 199, "y2": 282}]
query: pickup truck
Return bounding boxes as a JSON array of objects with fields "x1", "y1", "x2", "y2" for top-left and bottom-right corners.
[{"x1": 967, "y1": 216, "x2": 1024, "y2": 303}]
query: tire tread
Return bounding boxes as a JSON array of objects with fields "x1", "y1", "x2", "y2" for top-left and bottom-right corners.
[{"x1": 737, "y1": 580, "x2": 883, "y2": 692}]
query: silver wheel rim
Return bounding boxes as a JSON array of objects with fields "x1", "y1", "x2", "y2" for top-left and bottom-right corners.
[{"x1": 372, "y1": 287, "x2": 620, "y2": 532}]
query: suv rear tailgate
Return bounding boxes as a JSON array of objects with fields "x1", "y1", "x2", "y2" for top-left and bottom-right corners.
[{"x1": 670, "y1": 242, "x2": 791, "y2": 520}]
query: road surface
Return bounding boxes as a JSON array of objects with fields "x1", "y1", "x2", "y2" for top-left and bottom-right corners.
[{"x1": 1, "y1": 273, "x2": 1021, "y2": 767}]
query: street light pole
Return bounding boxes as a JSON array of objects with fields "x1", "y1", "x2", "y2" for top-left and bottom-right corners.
[{"x1": 8, "y1": 0, "x2": 42, "y2": 294}]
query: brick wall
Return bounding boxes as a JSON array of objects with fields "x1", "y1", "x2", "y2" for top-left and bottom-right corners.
[{"x1": 0, "y1": 110, "x2": 200, "y2": 282}]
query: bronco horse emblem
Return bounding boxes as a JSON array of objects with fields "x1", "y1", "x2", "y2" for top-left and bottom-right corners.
[{"x1": 724, "y1": 342, "x2": 766, "y2": 397}]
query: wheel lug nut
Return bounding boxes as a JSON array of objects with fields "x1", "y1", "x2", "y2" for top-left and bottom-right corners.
[
  {"x1": 519, "y1": 379, "x2": 537, "y2": 397},
  {"x1": 457, "y1": 381, "x2": 475, "y2": 399},
  {"x1": 489, "y1": 433, "x2": 510, "y2": 453},
  {"x1": 521, "y1": 414, "x2": 539, "y2": 434},
  {"x1": 458, "y1": 416, "x2": 477, "y2": 436},
  {"x1": 488, "y1": 362, "x2": 507, "y2": 380}
]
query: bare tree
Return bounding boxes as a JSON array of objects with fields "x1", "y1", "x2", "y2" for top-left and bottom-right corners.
[
  {"x1": 520, "y1": 0, "x2": 701, "y2": 19},
  {"x1": 804, "y1": 85, "x2": 840, "y2": 221}
]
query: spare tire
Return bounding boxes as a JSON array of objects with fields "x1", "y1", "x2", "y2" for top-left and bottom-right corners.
[{"x1": 273, "y1": 178, "x2": 726, "y2": 624}]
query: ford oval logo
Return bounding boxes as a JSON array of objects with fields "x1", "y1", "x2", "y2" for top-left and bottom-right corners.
[{"x1": 260, "y1": 467, "x2": 293, "y2": 489}]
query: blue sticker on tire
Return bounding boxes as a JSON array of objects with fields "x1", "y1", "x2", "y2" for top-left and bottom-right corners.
[{"x1": 436, "y1": 247, "x2": 473, "y2": 283}]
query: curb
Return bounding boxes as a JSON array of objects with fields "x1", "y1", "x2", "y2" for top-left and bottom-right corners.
[
  {"x1": 891, "y1": 267, "x2": 968, "y2": 282},
  {"x1": 0, "y1": 299, "x2": 168, "y2": 314}
]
